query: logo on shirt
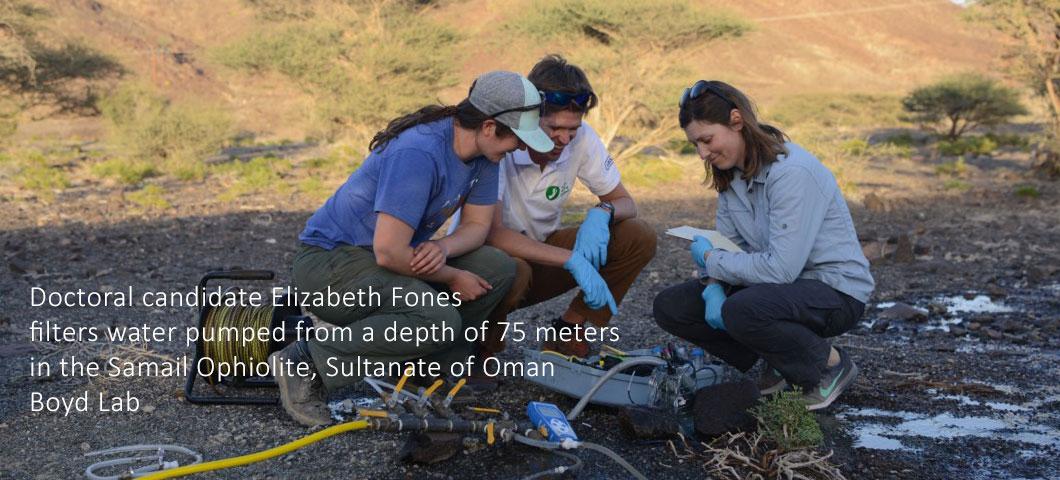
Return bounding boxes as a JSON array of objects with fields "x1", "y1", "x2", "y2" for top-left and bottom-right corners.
[
  {"x1": 544, "y1": 184, "x2": 570, "y2": 201},
  {"x1": 604, "y1": 155, "x2": 614, "y2": 172}
]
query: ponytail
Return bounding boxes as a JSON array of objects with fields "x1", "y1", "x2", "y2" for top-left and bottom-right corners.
[
  {"x1": 369, "y1": 100, "x2": 516, "y2": 153},
  {"x1": 369, "y1": 105, "x2": 459, "y2": 152}
]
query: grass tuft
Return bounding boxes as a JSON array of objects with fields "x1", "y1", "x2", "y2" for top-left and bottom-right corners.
[
  {"x1": 126, "y1": 184, "x2": 171, "y2": 210},
  {"x1": 751, "y1": 388, "x2": 823, "y2": 451}
]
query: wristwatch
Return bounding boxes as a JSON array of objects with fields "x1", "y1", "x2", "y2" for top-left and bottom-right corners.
[{"x1": 594, "y1": 201, "x2": 615, "y2": 226}]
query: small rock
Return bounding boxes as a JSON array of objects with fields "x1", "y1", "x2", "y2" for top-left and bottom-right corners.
[
  {"x1": 950, "y1": 326, "x2": 967, "y2": 336},
  {"x1": 927, "y1": 302, "x2": 949, "y2": 316},
  {"x1": 879, "y1": 302, "x2": 928, "y2": 322},
  {"x1": 999, "y1": 320, "x2": 1021, "y2": 333},
  {"x1": 894, "y1": 234, "x2": 915, "y2": 263},
  {"x1": 970, "y1": 314, "x2": 995, "y2": 325},
  {"x1": 861, "y1": 240, "x2": 895, "y2": 263},
  {"x1": 963, "y1": 292, "x2": 977, "y2": 300},
  {"x1": 619, "y1": 407, "x2": 681, "y2": 439},
  {"x1": 872, "y1": 319, "x2": 891, "y2": 333},
  {"x1": 987, "y1": 329, "x2": 1003, "y2": 340},
  {"x1": 863, "y1": 192, "x2": 888, "y2": 212},
  {"x1": 80, "y1": 442, "x2": 90, "y2": 452},
  {"x1": 986, "y1": 284, "x2": 1008, "y2": 299},
  {"x1": 967, "y1": 322, "x2": 982, "y2": 331},
  {"x1": 142, "y1": 405, "x2": 156, "y2": 414}
]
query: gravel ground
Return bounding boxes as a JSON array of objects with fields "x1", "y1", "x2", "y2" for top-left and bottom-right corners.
[{"x1": 1, "y1": 150, "x2": 1058, "y2": 479}]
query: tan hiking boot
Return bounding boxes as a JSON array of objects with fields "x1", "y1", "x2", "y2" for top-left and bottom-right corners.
[{"x1": 270, "y1": 340, "x2": 331, "y2": 427}]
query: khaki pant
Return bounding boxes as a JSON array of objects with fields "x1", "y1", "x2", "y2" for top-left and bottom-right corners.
[
  {"x1": 292, "y1": 244, "x2": 515, "y2": 391},
  {"x1": 481, "y1": 218, "x2": 657, "y2": 354}
]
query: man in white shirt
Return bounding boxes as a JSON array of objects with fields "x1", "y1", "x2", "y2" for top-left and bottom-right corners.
[{"x1": 483, "y1": 55, "x2": 657, "y2": 358}]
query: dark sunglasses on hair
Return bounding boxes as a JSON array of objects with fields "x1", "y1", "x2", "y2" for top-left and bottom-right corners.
[
  {"x1": 680, "y1": 80, "x2": 737, "y2": 109},
  {"x1": 489, "y1": 102, "x2": 542, "y2": 117},
  {"x1": 541, "y1": 90, "x2": 593, "y2": 108}
]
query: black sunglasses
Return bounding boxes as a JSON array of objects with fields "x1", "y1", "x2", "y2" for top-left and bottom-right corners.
[
  {"x1": 489, "y1": 103, "x2": 542, "y2": 117},
  {"x1": 468, "y1": 80, "x2": 543, "y2": 117},
  {"x1": 680, "y1": 80, "x2": 737, "y2": 109},
  {"x1": 541, "y1": 90, "x2": 593, "y2": 108}
]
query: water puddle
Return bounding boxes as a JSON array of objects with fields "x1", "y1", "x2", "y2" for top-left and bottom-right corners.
[
  {"x1": 868, "y1": 286, "x2": 1057, "y2": 333},
  {"x1": 838, "y1": 407, "x2": 1060, "y2": 452},
  {"x1": 931, "y1": 391, "x2": 1031, "y2": 412},
  {"x1": 932, "y1": 294, "x2": 1015, "y2": 314}
]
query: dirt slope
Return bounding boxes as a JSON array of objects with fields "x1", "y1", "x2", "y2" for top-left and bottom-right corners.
[{"x1": 16, "y1": 0, "x2": 1002, "y2": 143}]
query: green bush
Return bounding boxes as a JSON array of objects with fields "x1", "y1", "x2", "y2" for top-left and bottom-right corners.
[
  {"x1": 126, "y1": 184, "x2": 171, "y2": 209},
  {"x1": 840, "y1": 138, "x2": 869, "y2": 155},
  {"x1": 944, "y1": 178, "x2": 971, "y2": 191},
  {"x1": 937, "y1": 136, "x2": 997, "y2": 156},
  {"x1": 881, "y1": 132, "x2": 917, "y2": 147},
  {"x1": 11, "y1": 151, "x2": 69, "y2": 199},
  {"x1": 509, "y1": 0, "x2": 750, "y2": 46},
  {"x1": 214, "y1": 156, "x2": 292, "y2": 200},
  {"x1": 902, "y1": 73, "x2": 1026, "y2": 139},
  {"x1": 91, "y1": 157, "x2": 158, "y2": 185},
  {"x1": 1014, "y1": 185, "x2": 1040, "y2": 198},
  {"x1": 935, "y1": 157, "x2": 968, "y2": 176},
  {"x1": 620, "y1": 156, "x2": 688, "y2": 188},
  {"x1": 984, "y1": 132, "x2": 1029, "y2": 149},
  {"x1": 99, "y1": 83, "x2": 231, "y2": 174},
  {"x1": 0, "y1": 98, "x2": 19, "y2": 139},
  {"x1": 213, "y1": 7, "x2": 460, "y2": 138},
  {"x1": 751, "y1": 388, "x2": 823, "y2": 451},
  {"x1": 303, "y1": 144, "x2": 363, "y2": 173},
  {"x1": 768, "y1": 94, "x2": 906, "y2": 133}
]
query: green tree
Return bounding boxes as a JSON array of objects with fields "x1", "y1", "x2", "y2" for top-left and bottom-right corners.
[
  {"x1": 902, "y1": 73, "x2": 1027, "y2": 139},
  {"x1": 967, "y1": 0, "x2": 1060, "y2": 176}
]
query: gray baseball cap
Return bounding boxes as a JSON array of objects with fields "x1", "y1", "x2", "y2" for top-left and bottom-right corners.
[{"x1": 468, "y1": 71, "x2": 555, "y2": 153}]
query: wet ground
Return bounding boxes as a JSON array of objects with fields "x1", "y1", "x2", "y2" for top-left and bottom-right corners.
[{"x1": 0, "y1": 149, "x2": 1058, "y2": 479}]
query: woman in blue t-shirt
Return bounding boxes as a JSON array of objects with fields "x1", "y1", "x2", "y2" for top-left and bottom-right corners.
[
  {"x1": 271, "y1": 71, "x2": 555, "y2": 426},
  {"x1": 653, "y1": 80, "x2": 874, "y2": 412}
]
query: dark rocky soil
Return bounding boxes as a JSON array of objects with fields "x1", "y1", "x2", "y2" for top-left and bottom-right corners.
[{"x1": 0, "y1": 151, "x2": 1057, "y2": 479}]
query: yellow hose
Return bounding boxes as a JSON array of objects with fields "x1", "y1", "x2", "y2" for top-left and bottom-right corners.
[{"x1": 139, "y1": 420, "x2": 370, "y2": 479}]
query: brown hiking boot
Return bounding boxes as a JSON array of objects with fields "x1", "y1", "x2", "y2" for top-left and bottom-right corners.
[
  {"x1": 540, "y1": 318, "x2": 591, "y2": 358},
  {"x1": 270, "y1": 340, "x2": 332, "y2": 427}
]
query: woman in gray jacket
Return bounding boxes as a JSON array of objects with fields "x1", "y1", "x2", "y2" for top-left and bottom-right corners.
[{"x1": 653, "y1": 80, "x2": 874, "y2": 410}]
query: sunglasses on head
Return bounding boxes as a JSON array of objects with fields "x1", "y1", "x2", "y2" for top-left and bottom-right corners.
[
  {"x1": 489, "y1": 103, "x2": 542, "y2": 117},
  {"x1": 541, "y1": 90, "x2": 593, "y2": 108},
  {"x1": 680, "y1": 80, "x2": 737, "y2": 109}
]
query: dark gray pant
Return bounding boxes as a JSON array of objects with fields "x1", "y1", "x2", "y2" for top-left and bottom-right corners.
[
  {"x1": 652, "y1": 279, "x2": 865, "y2": 390},
  {"x1": 293, "y1": 244, "x2": 515, "y2": 391}
]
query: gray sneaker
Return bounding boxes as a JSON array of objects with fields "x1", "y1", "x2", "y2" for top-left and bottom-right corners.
[
  {"x1": 758, "y1": 367, "x2": 788, "y2": 396},
  {"x1": 802, "y1": 347, "x2": 858, "y2": 411},
  {"x1": 270, "y1": 340, "x2": 332, "y2": 427}
]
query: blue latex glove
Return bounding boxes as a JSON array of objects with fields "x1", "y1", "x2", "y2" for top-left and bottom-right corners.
[
  {"x1": 564, "y1": 253, "x2": 618, "y2": 315},
  {"x1": 690, "y1": 235, "x2": 715, "y2": 269},
  {"x1": 573, "y1": 208, "x2": 611, "y2": 270},
  {"x1": 702, "y1": 283, "x2": 727, "y2": 330}
]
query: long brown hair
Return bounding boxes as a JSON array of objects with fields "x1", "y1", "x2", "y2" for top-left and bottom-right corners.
[
  {"x1": 369, "y1": 99, "x2": 514, "y2": 152},
  {"x1": 678, "y1": 81, "x2": 787, "y2": 192}
]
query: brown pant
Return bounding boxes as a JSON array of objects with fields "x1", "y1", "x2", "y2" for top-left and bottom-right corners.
[{"x1": 482, "y1": 218, "x2": 657, "y2": 353}]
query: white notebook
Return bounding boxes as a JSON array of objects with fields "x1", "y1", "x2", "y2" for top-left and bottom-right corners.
[{"x1": 664, "y1": 225, "x2": 745, "y2": 253}]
